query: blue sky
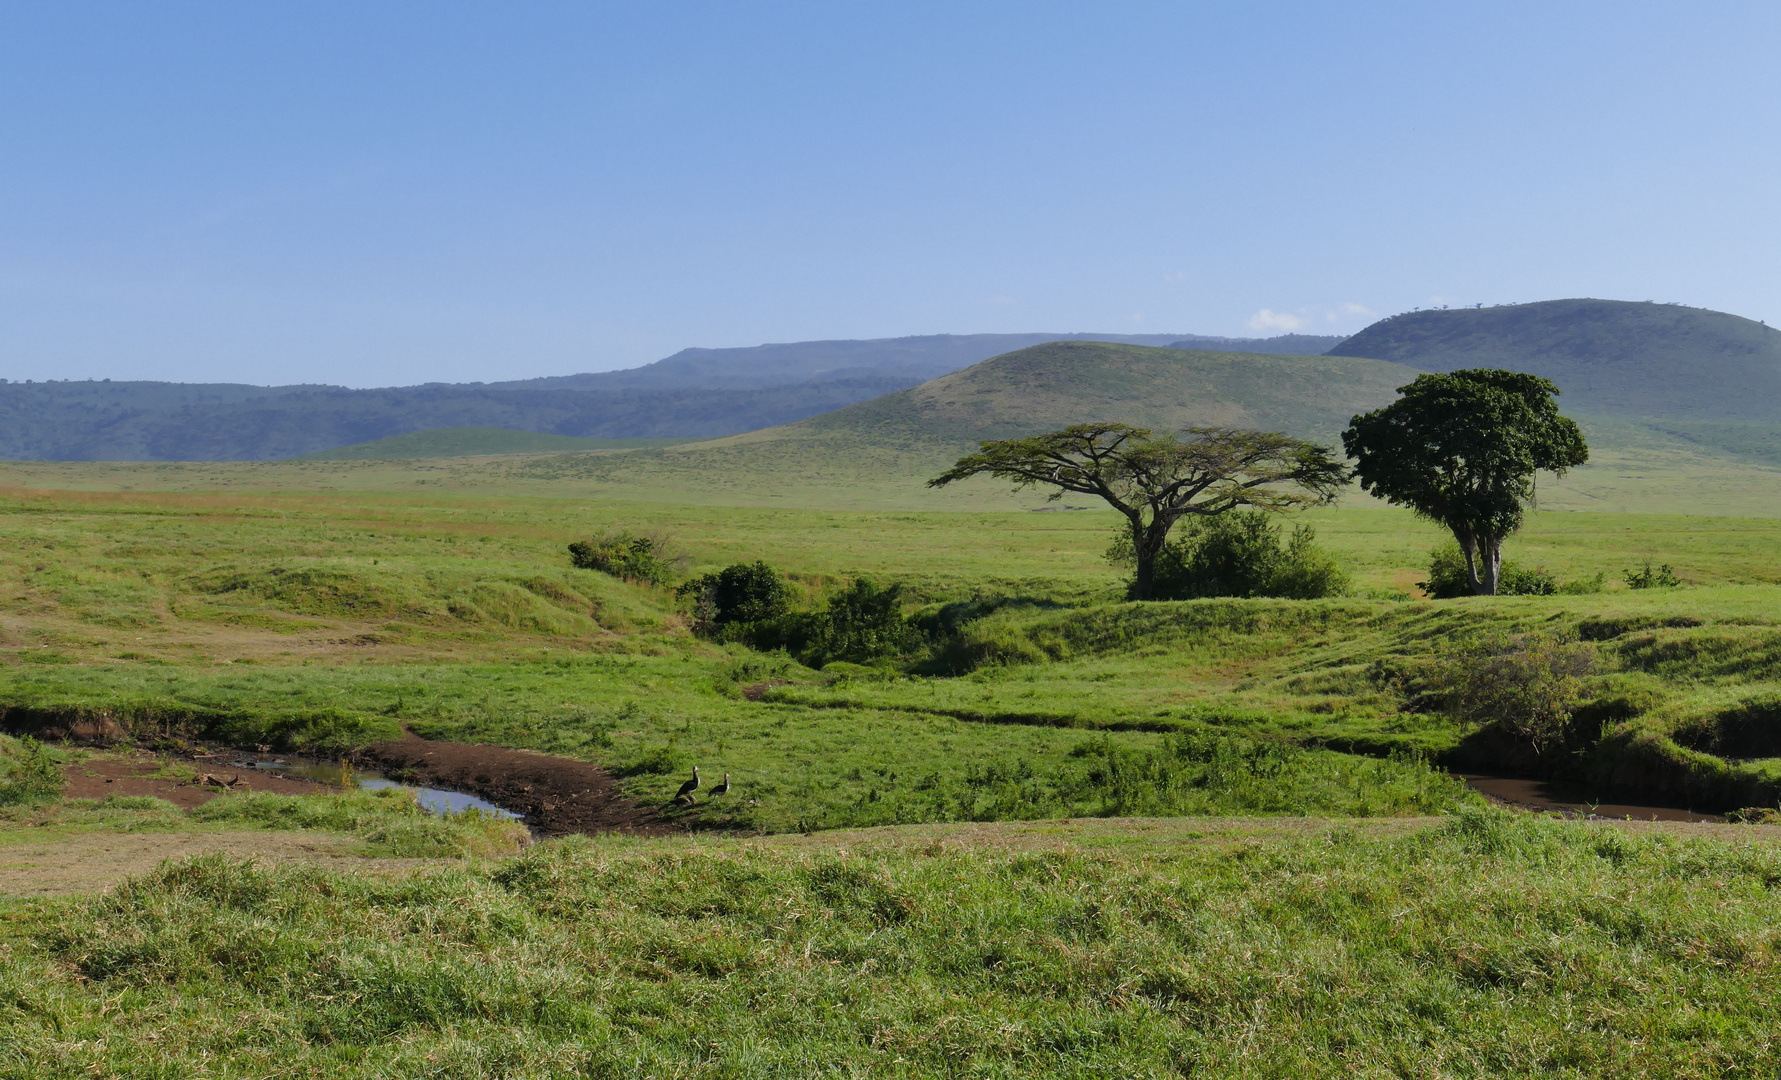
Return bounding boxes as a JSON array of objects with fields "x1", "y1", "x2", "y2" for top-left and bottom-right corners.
[{"x1": 2, "y1": 1, "x2": 1776, "y2": 387}]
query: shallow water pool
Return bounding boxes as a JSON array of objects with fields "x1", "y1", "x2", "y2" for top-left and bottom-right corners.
[{"x1": 229, "y1": 756, "x2": 524, "y2": 821}]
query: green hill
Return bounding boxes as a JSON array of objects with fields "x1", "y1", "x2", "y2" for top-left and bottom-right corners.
[
  {"x1": 1329, "y1": 299, "x2": 1781, "y2": 424},
  {"x1": 787, "y1": 341, "x2": 1421, "y2": 445},
  {"x1": 460, "y1": 337, "x2": 1781, "y2": 513},
  {"x1": 297, "y1": 427, "x2": 700, "y2": 460},
  {"x1": 478, "y1": 343, "x2": 1426, "y2": 506}
]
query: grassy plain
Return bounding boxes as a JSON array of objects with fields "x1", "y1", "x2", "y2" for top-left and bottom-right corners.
[
  {"x1": 2, "y1": 478, "x2": 1779, "y2": 820},
  {"x1": 2, "y1": 451, "x2": 1781, "y2": 1075}
]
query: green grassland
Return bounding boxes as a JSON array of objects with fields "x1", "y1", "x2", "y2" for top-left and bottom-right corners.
[
  {"x1": 4, "y1": 812, "x2": 1781, "y2": 1076},
  {"x1": 3, "y1": 482, "x2": 1779, "y2": 822},
  {"x1": 298, "y1": 427, "x2": 702, "y2": 460},
  {"x1": 4, "y1": 438, "x2": 1781, "y2": 1072}
]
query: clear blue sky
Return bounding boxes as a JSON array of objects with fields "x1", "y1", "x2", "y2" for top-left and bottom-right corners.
[{"x1": 3, "y1": 1, "x2": 1776, "y2": 387}]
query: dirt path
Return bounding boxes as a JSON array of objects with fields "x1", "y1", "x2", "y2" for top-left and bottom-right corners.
[
  {"x1": 357, "y1": 736, "x2": 674, "y2": 836},
  {"x1": 0, "y1": 831, "x2": 442, "y2": 897}
]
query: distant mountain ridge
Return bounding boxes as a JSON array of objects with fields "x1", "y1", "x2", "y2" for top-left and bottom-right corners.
[
  {"x1": 486, "y1": 332, "x2": 1343, "y2": 391},
  {"x1": 1328, "y1": 299, "x2": 1781, "y2": 423},
  {"x1": 0, "y1": 376, "x2": 917, "y2": 462},
  {"x1": 0, "y1": 331, "x2": 1334, "y2": 461},
  {"x1": 524, "y1": 326, "x2": 1781, "y2": 507},
  {"x1": 9, "y1": 300, "x2": 1775, "y2": 462}
]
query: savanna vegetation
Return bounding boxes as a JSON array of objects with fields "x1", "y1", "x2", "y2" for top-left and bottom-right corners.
[{"x1": 3, "y1": 337, "x2": 1781, "y2": 1073}]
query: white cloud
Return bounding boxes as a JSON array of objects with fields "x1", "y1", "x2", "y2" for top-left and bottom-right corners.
[
  {"x1": 1338, "y1": 302, "x2": 1374, "y2": 317},
  {"x1": 1247, "y1": 308, "x2": 1303, "y2": 333}
]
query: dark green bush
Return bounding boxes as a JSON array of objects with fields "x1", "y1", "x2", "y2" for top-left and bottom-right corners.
[
  {"x1": 1625, "y1": 560, "x2": 1682, "y2": 589},
  {"x1": 692, "y1": 571, "x2": 921, "y2": 667},
  {"x1": 727, "y1": 577, "x2": 919, "y2": 666},
  {"x1": 1109, "y1": 512, "x2": 1349, "y2": 601},
  {"x1": 1499, "y1": 565, "x2": 1558, "y2": 595},
  {"x1": 567, "y1": 532, "x2": 677, "y2": 587},
  {"x1": 1421, "y1": 542, "x2": 1556, "y2": 598},
  {"x1": 677, "y1": 561, "x2": 792, "y2": 636},
  {"x1": 795, "y1": 578, "x2": 924, "y2": 667}
]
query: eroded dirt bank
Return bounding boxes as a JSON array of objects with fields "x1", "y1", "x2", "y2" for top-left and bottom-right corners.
[{"x1": 357, "y1": 736, "x2": 674, "y2": 836}]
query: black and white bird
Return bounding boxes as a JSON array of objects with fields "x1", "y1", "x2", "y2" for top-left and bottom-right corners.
[
  {"x1": 673, "y1": 766, "x2": 700, "y2": 805},
  {"x1": 711, "y1": 772, "x2": 730, "y2": 796}
]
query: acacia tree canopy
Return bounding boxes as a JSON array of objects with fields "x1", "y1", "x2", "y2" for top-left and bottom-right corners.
[
  {"x1": 928, "y1": 424, "x2": 1348, "y2": 600},
  {"x1": 1341, "y1": 369, "x2": 1588, "y2": 596}
]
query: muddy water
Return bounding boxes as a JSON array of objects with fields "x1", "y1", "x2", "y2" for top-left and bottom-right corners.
[
  {"x1": 1462, "y1": 774, "x2": 1723, "y2": 823},
  {"x1": 228, "y1": 756, "x2": 524, "y2": 821}
]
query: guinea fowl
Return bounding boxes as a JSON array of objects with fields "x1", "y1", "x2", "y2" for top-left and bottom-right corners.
[
  {"x1": 711, "y1": 772, "x2": 730, "y2": 796},
  {"x1": 673, "y1": 766, "x2": 700, "y2": 805}
]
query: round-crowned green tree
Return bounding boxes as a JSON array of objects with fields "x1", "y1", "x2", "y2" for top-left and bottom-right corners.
[{"x1": 1342, "y1": 370, "x2": 1588, "y2": 596}]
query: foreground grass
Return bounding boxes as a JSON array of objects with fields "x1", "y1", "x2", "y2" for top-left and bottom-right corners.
[{"x1": 2, "y1": 809, "x2": 1778, "y2": 1077}]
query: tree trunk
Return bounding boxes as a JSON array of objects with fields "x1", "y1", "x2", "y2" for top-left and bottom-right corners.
[
  {"x1": 1478, "y1": 539, "x2": 1502, "y2": 595},
  {"x1": 1458, "y1": 533, "x2": 1503, "y2": 595},
  {"x1": 1132, "y1": 548, "x2": 1155, "y2": 601},
  {"x1": 1128, "y1": 514, "x2": 1167, "y2": 601},
  {"x1": 1457, "y1": 536, "x2": 1486, "y2": 596}
]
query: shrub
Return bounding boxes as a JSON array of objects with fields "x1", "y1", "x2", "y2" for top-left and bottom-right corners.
[
  {"x1": 694, "y1": 572, "x2": 921, "y2": 667},
  {"x1": 798, "y1": 578, "x2": 924, "y2": 667},
  {"x1": 1625, "y1": 560, "x2": 1682, "y2": 589},
  {"x1": 1498, "y1": 565, "x2": 1557, "y2": 595},
  {"x1": 567, "y1": 532, "x2": 677, "y2": 587},
  {"x1": 1107, "y1": 512, "x2": 1349, "y2": 601},
  {"x1": 677, "y1": 561, "x2": 792, "y2": 636},
  {"x1": 1421, "y1": 542, "x2": 1556, "y2": 598},
  {"x1": 1430, "y1": 629, "x2": 1596, "y2": 760},
  {"x1": 0, "y1": 736, "x2": 64, "y2": 805},
  {"x1": 1266, "y1": 524, "x2": 1353, "y2": 600}
]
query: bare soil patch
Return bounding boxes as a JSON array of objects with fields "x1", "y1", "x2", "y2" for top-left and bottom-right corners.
[
  {"x1": 741, "y1": 680, "x2": 792, "y2": 701},
  {"x1": 358, "y1": 735, "x2": 674, "y2": 837},
  {"x1": 62, "y1": 749, "x2": 324, "y2": 809}
]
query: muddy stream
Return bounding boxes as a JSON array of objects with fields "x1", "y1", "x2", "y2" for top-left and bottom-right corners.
[{"x1": 1461, "y1": 774, "x2": 1723, "y2": 823}]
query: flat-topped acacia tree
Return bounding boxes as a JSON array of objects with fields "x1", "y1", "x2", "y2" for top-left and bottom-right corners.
[
  {"x1": 928, "y1": 424, "x2": 1348, "y2": 600},
  {"x1": 1342, "y1": 369, "x2": 1588, "y2": 596}
]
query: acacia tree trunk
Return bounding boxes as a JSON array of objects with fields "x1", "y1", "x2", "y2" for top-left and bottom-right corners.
[{"x1": 1127, "y1": 512, "x2": 1170, "y2": 601}]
